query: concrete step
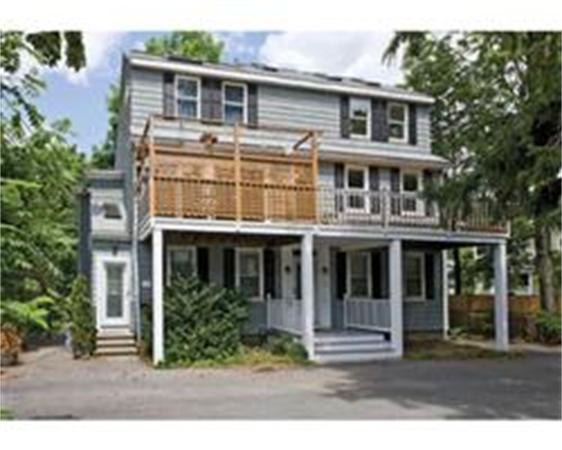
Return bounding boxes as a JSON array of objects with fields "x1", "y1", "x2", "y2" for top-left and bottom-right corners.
[
  {"x1": 95, "y1": 346, "x2": 138, "y2": 357},
  {"x1": 97, "y1": 328, "x2": 134, "y2": 340},
  {"x1": 313, "y1": 349, "x2": 399, "y2": 364},
  {"x1": 96, "y1": 337, "x2": 136, "y2": 348},
  {"x1": 315, "y1": 341, "x2": 390, "y2": 353},
  {"x1": 313, "y1": 333, "x2": 386, "y2": 345}
]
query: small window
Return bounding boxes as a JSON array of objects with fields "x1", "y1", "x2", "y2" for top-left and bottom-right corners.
[
  {"x1": 237, "y1": 249, "x2": 262, "y2": 300},
  {"x1": 349, "y1": 252, "x2": 371, "y2": 298},
  {"x1": 405, "y1": 253, "x2": 425, "y2": 300},
  {"x1": 167, "y1": 247, "x2": 196, "y2": 284},
  {"x1": 350, "y1": 98, "x2": 371, "y2": 138},
  {"x1": 102, "y1": 202, "x2": 122, "y2": 220},
  {"x1": 223, "y1": 83, "x2": 247, "y2": 124},
  {"x1": 388, "y1": 103, "x2": 408, "y2": 142},
  {"x1": 176, "y1": 77, "x2": 199, "y2": 118}
]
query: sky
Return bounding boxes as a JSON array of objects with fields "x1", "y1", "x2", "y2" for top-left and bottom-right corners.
[{"x1": 35, "y1": 32, "x2": 403, "y2": 154}]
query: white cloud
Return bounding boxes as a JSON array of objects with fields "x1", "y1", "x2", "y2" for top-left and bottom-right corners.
[
  {"x1": 215, "y1": 32, "x2": 257, "y2": 63},
  {"x1": 258, "y1": 32, "x2": 403, "y2": 85}
]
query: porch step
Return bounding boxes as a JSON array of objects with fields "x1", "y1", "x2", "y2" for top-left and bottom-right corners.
[
  {"x1": 312, "y1": 331, "x2": 394, "y2": 363},
  {"x1": 95, "y1": 328, "x2": 137, "y2": 357}
]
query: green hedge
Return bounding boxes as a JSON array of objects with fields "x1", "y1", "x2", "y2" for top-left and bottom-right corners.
[
  {"x1": 67, "y1": 276, "x2": 96, "y2": 358},
  {"x1": 163, "y1": 276, "x2": 249, "y2": 364}
]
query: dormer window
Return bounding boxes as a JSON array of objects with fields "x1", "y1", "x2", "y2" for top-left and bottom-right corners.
[
  {"x1": 176, "y1": 76, "x2": 200, "y2": 118},
  {"x1": 102, "y1": 202, "x2": 122, "y2": 220},
  {"x1": 350, "y1": 97, "x2": 371, "y2": 138},
  {"x1": 388, "y1": 102, "x2": 409, "y2": 143},
  {"x1": 223, "y1": 82, "x2": 247, "y2": 124}
]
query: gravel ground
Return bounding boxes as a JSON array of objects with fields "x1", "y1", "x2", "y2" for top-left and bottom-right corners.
[{"x1": 1, "y1": 346, "x2": 560, "y2": 420}]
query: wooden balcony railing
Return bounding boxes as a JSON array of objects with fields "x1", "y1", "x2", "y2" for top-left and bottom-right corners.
[{"x1": 136, "y1": 116, "x2": 507, "y2": 235}]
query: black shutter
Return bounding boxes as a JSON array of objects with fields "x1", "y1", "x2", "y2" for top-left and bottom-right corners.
[
  {"x1": 390, "y1": 168, "x2": 401, "y2": 215},
  {"x1": 335, "y1": 163, "x2": 345, "y2": 213},
  {"x1": 381, "y1": 247, "x2": 389, "y2": 298},
  {"x1": 423, "y1": 169, "x2": 434, "y2": 217},
  {"x1": 369, "y1": 166, "x2": 380, "y2": 214},
  {"x1": 425, "y1": 252, "x2": 435, "y2": 300},
  {"x1": 336, "y1": 251, "x2": 347, "y2": 300},
  {"x1": 163, "y1": 72, "x2": 175, "y2": 117},
  {"x1": 223, "y1": 248, "x2": 235, "y2": 288},
  {"x1": 371, "y1": 99, "x2": 388, "y2": 142},
  {"x1": 264, "y1": 248, "x2": 275, "y2": 298},
  {"x1": 408, "y1": 104, "x2": 417, "y2": 145},
  {"x1": 248, "y1": 84, "x2": 258, "y2": 127},
  {"x1": 340, "y1": 95, "x2": 350, "y2": 138},
  {"x1": 201, "y1": 77, "x2": 222, "y2": 120},
  {"x1": 197, "y1": 247, "x2": 209, "y2": 283},
  {"x1": 371, "y1": 250, "x2": 382, "y2": 298}
]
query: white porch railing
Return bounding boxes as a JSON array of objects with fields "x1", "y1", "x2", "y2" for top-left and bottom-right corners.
[
  {"x1": 267, "y1": 297, "x2": 303, "y2": 335},
  {"x1": 344, "y1": 297, "x2": 391, "y2": 332}
]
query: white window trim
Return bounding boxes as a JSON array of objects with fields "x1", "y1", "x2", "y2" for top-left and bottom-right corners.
[
  {"x1": 344, "y1": 165, "x2": 369, "y2": 213},
  {"x1": 174, "y1": 75, "x2": 201, "y2": 119},
  {"x1": 166, "y1": 245, "x2": 197, "y2": 286},
  {"x1": 401, "y1": 170, "x2": 424, "y2": 216},
  {"x1": 387, "y1": 102, "x2": 409, "y2": 144},
  {"x1": 404, "y1": 251, "x2": 426, "y2": 302},
  {"x1": 346, "y1": 251, "x2": 372, "y2": 299},
  {"x1": 222, "y1": 81, "x2": 248, "y2": 124},
  {"x1": 350, "y1": 97, "x2": 371, "y2": 140},
  {"x1": 235, "y1": 247, "x2": 264, "y2": 302}
]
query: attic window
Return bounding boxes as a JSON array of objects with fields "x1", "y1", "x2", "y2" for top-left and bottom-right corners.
[{"x1": 102, "y1": 202, "x2": 122, "y2": 220}]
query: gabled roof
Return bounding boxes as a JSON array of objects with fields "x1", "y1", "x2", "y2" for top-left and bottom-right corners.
[{"x1": 127, "y1": 50, "x2": 434, "y2": 105}]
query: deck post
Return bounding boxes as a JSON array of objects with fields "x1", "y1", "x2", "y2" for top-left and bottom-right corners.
[
  {"x1": 301, "y1": 232, "x2": 315, "y2": 359},
  {"x1": 389, "y1": 239, "x2": 403, "y2": 357},
  {"x1": 152, "y1": 227, "x2": 164, "y2": 365},
  {"x1": 442, "y1": 249, "x2": 450, "y2": 339},
  {"x1": 493, "y1": 241, "x2": 509, "y2": 351}
]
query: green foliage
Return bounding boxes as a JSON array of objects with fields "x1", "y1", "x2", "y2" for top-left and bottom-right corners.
[
  {"x1": 0, "y1": 296, "x2": 53, "y2": 337},
  {"x1": 535, "y1": 311, "x2": 561, "y2": 344},
  {"x1": 1, "y1": 31, "x2": 85, "y2": 133},
  {"x1": 163, "y1": 276, "x2": 249, "y2": 364},
  {"x1": 145, "y1": 32, "x2": 223, "y2": 63},
  {"x1": 66, "y1": 276, "x2": 96, "y2": 358},
  {"x1": 385, "y1": 32, "x2": 561, "y2": 305},
  {"x1": 266, "y1": 333, "x2": 308, "y2": 362},
  {"x1": 140, "y1": 303, "x2": 152, "y2": 357},
  {"x1": 91, "y1": 31, "x2": 223, "y2": 168}
]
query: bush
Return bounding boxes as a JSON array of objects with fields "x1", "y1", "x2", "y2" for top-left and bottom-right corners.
[
  {"x1": 535, "y1": 311, "x2": 561, "y2": 344},
  {"x1": 140, "y1": 302, "x2": 152, "y2": 357},
  {"x1": 266, "y1": 334, "x2": 308, "y2": 362},
  {"x1": 163, "y1": 276, "x2": 249, "y2": 365},
  {"x1": 67, "y1": 276, "x2": 96, "y2": 358}
]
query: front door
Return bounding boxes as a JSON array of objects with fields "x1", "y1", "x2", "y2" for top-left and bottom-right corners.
[{"x1": 97, "y1": 253, "x2": 131, "y2": 328}]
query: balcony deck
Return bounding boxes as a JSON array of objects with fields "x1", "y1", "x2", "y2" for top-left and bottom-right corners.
[{"x1": 136, "y1": 116, "x2": 507, "y2": 236}]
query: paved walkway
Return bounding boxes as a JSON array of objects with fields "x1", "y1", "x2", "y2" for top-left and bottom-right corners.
[{"x1": 1, "y1": 346, "x2": 560, "y2": 419}]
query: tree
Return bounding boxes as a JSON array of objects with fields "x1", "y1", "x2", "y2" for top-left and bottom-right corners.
[
  {"x1": 91, "y1": 31, "x2": 224, "y2": 168},
  {"x1": 1, "y1": 32, "x2": 86, "y2": 310},
  {"x1": 385, "y1": 32, "x2": 561, "y2": 310}
]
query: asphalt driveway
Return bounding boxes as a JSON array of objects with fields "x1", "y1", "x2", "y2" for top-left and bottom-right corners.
[{"x1": 1, "y1": 346, "x2": 560, "y2": 419}]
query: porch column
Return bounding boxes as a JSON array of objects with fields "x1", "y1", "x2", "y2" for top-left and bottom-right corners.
[
  {"x1": 493, "y1": 241, "x2": 509, "y2": 351},
  {"x1": 442, "y1": 250, "x2": 450, "y2": 339},
  {"x1": 389, "y1": 239, "x2": 403, "y2": 357},
  {"x1": 152, "y1": 227, "x2": 164, "y2": 365},
  {"x1": 301, "y1": 232, "x2": 315, "y2": 359}
]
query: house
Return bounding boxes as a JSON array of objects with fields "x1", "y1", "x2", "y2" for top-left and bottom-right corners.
[{"x1": 78, "y1": 50, "x2": 510, "y2": 364}]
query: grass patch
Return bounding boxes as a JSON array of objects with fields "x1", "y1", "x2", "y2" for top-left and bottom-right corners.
[
  {"x1": 0, "y1": 409, "x2": 15, "y2": 420},
  {"x1": 405, "y1": 339, "x2": 523, "y2": 360},
  {"x1": 159, "y1": 345, "x2": 310, "y2": 370}
]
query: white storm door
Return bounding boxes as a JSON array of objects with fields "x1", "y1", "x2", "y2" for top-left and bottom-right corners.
[{"x1": 99, "y1": 255, "x2": 131, "y2": 327}]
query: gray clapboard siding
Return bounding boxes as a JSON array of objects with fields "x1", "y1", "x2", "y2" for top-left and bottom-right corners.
[{"x1": 130, "y1": 68, "x2": 163, "y2": 131}]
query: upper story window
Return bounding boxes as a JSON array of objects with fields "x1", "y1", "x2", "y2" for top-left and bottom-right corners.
[
  {"x1": 223, "y1": 82, "x2": 247, "y2": 124},
  {"x1": 350, "y1": 98, "x2": 371, "y2": 138},
  {"x1": 402, "y1": 172, "x2": 421, "y2": 213},
  {"x1": 102, "y1": 202, "x2": 122, "y2": 220},
  {"x1": 388, "y1": 102, "x2": 409, "y2": 143},
  {"x1": 176, "y1": 76, "x2": 200, "y2": 118}
]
